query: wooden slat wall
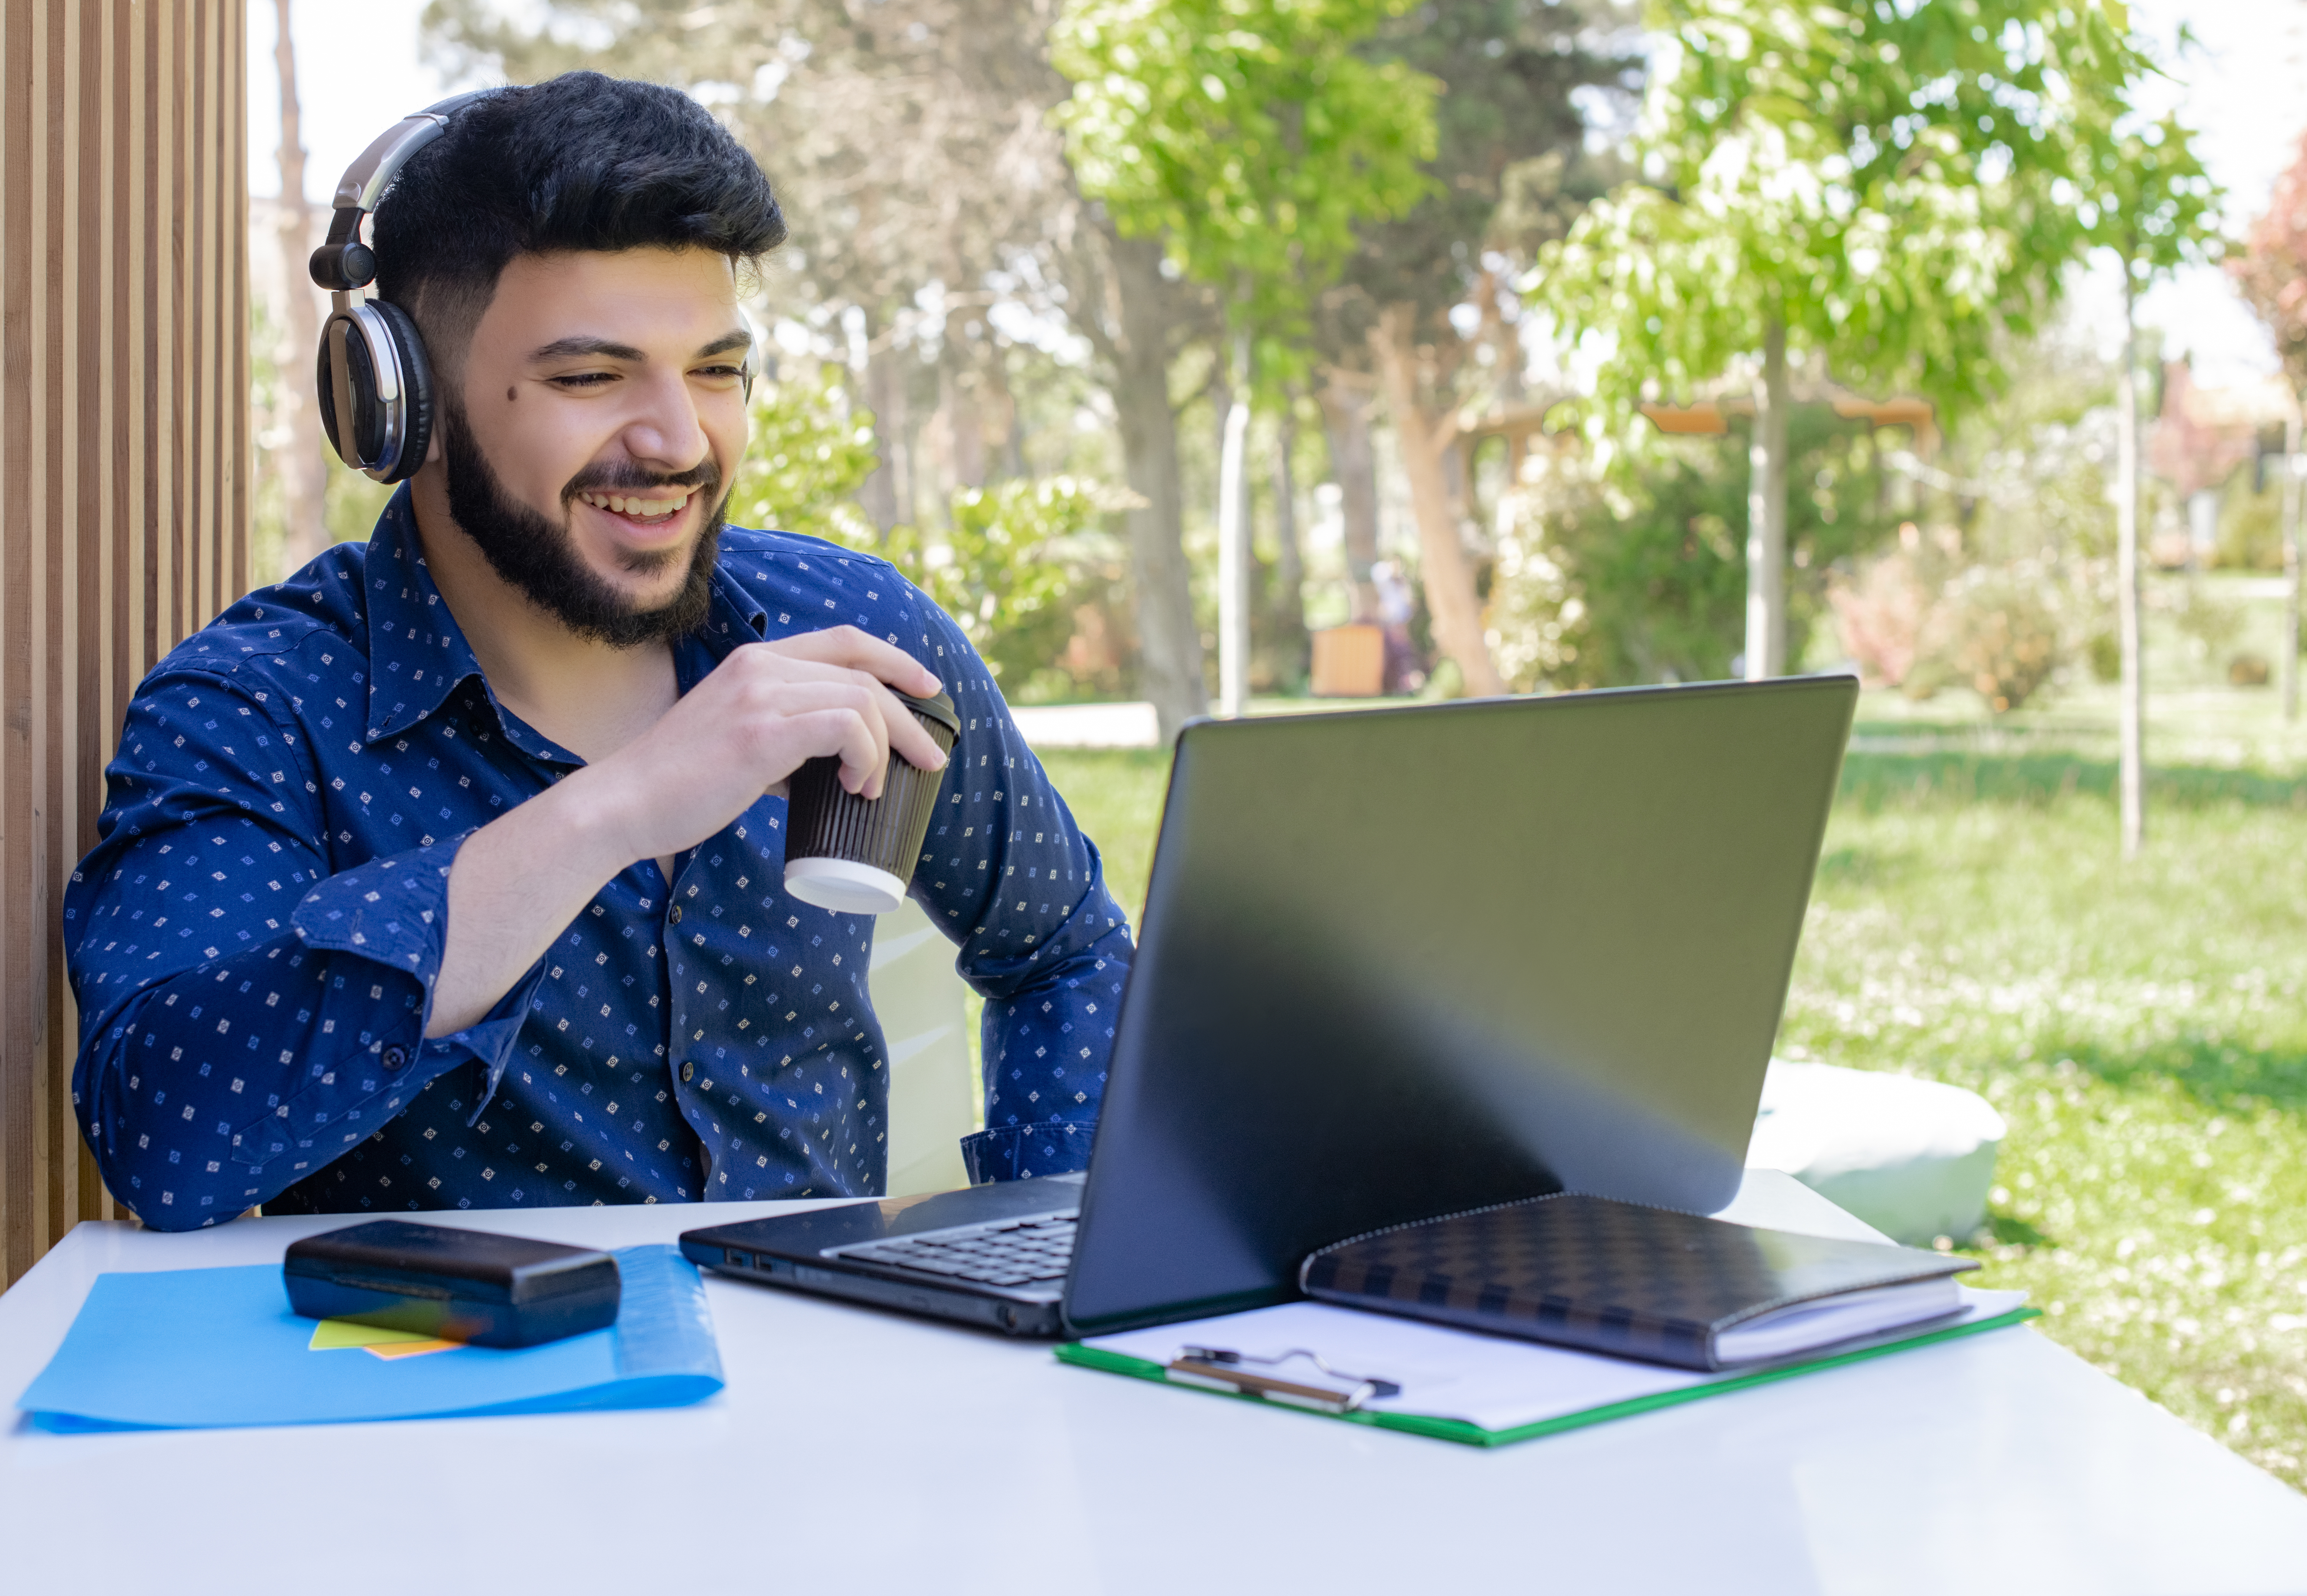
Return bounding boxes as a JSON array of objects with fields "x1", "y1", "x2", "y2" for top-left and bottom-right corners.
[{"x1": 0, "y1": 0, "x2": 250, "y2": 1288}]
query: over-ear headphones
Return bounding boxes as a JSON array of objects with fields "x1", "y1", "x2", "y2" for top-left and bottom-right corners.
[{"x1": 310, "y1": 91, "x2": 491, "y2": 483}]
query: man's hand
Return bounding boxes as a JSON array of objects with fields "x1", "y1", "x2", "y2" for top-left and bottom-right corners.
[
  {"x1": 581, "y1": 628, "x2": 947, "y2": 869},
  {"x1": 424, "y1": 628, "x2": 946, "y2": 1038}
]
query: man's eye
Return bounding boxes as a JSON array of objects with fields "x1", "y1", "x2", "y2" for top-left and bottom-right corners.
[
  {"x1": 695, "y1": 364, "x2": 746, "y2": 382},
  {"x1": 548, "y1": 372, "x2": 618, "y2": 389}
]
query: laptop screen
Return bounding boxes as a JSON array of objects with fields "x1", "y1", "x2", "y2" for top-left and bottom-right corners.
[{"x1": 1063, "y1": 676, "x2": 1858, "y2": 1335}]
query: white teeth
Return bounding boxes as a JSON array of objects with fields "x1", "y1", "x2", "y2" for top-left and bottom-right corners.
[{"x1": 580, "y1": 489, "x2": 691, "y2": 519}]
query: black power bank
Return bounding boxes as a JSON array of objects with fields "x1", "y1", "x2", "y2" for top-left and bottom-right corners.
[{"x1": 283, "y1": 1220, "x2": 621, "y2": 1348}]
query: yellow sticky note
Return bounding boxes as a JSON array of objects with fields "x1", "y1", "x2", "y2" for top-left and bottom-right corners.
[
  {"x1": 308, "y1": 1317, "x2": 449, "y2": 1352},
  {"x1": 361, "y1": 1338, "x2": 462, "y2": 1361}
]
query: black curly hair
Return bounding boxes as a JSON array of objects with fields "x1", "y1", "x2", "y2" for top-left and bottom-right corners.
[{"x1": 372, "y1": 71, "x2": 785, "y2": 371}]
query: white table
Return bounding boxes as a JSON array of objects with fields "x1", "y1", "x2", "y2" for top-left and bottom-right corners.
[{"x1": 3, "y1": 1172, "x2": 2303, "y2": 1596}]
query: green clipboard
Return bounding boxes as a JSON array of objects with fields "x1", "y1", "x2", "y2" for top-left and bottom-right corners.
[{"x1": 1056, "y1": 1302, "x2": 2039, "y2": 1448}]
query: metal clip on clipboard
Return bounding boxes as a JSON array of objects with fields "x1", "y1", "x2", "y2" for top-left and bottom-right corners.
[{"x1": 1162, "y1": 1345, "x2": 1403, "y2": 1415}]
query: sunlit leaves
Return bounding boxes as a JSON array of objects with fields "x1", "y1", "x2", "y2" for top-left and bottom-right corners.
[
  {"x1": 1052, "y1": 0, "x2": 1440, "y2": 341},
  {"x1": 1536, "y1": 0, "x2": 2182, "y2": 432},
  {"x1": 2077, "y1": 114, "x2": 2223, "y2": 288}
]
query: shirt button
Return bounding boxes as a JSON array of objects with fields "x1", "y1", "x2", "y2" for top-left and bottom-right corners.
[
  {"x1": 680, "y1": 1062, "x2": 695, "y2": 1084},
  {"x1": 382, "y1": 1046, "x2": 408, "y2": 1072},
  {"x1": 668, "y1": 904, "x2": 682, "y2": 925}
]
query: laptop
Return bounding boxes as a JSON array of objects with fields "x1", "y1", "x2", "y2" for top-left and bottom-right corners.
[{"x1": 679, "y1": 675, "x2": 1859, "y2": 1337}]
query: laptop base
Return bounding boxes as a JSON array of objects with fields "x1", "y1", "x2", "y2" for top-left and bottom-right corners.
[{"x1": 680, "y1": 1174, "x2": 1084, "y2": 1338}]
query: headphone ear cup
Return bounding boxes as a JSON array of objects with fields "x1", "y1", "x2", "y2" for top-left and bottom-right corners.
[
  {"x1": 367, "y1": 299, "x2": 435, "y2": 484},
  {"x1": 315, "y1": 313, "x2": 367, "y2": 469}
]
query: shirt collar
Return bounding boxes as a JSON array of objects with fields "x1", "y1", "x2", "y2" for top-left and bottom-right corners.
[
  {"x1": 361, "y1": 488, "x2": 487, "y2": 746},
  {"x1": 361, "y1": 491, "x2": 776, "y2": 746}
]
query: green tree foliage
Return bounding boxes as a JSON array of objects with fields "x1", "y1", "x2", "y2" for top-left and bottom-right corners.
[
  {"x1": 1051, "y1": 0, "x2": 1438, "y2": 349},
  {"x1": 1543, "y1": 0, "x2": 2145, "y2": 419},
  {"x1": 1535, "y1": 0, "x2": 2154, "y2": 681},
  {"x1": 1336, "y1": 1, "x2": 1629, "y2": 326},
  {"x1": 2086, "y1": 113, "x2": 2224, "y2": 307}
]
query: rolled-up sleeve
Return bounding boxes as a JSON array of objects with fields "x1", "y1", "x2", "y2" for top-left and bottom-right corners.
[
  {"x1": 64, "y1": 671, "x2": 538, "y2": 1229},
  {"x1": 895, "y1": 602, "x2": 1135, "y2": 1183}
]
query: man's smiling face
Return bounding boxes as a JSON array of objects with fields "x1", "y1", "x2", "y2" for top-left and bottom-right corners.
[{"x1": 437, "y1": 246, "x2": 752, "y2": 646}]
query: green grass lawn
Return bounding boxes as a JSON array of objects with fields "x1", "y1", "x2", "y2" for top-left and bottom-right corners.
[{"x1": 1036, "y1": 686, "x2": 2307, "y2": 1491}]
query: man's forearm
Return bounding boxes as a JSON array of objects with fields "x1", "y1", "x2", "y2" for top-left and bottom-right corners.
[{"x1": 427, "y1": 770, "x2": 636, "y2": 1037}]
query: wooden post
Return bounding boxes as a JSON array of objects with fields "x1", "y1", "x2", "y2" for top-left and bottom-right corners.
[{"x1": 0, "y1": 0, "x2": 251, "y2": 1286}]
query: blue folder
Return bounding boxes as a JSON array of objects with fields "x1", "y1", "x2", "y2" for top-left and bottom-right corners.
[{"x1": 17, "y1": 1243, "x2": 723, "y2": 1431}]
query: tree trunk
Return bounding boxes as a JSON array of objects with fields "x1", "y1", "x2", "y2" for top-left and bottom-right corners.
[
  {"x1": 1273, "y1": 401, "x2": 1306, "y2": 647},
  {"x1": 937, "y1": 354, "x2": 986, "y2": 493},
  {"x1": 1317, "y1": 370, "x2": 1381, "y2": 623},
  {"x1": 1369, "y1": 303, "x2": 1506, "y2": 698},
  {"x1": 2117, "y1": 275, "x2": 2146, "y2": 858},
  {"x1": 272, "y1": 0, "x2": 327, "y2": 577},
  {"x1": 1745, "y1": 317, "x2": 1789, "y2": 680},
  {"x1": 2285, "y1": 400, "x2": 2301, "y2": 723},
  {"x1": 857, "y1": 316, "x2": 908, "y2": 535},
  {"x1": 982, "y1": 344, "x2": 1025, "y2": 482},
  {"x1": 1110, "y1": 234, "x2": 1207, "y2": 739},
  {"x1": 1217, "y1": 329, "x2": 1252, "y2": 718}
]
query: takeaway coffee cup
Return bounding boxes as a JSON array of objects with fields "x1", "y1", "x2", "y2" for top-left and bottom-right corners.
[{"x1": 782, "y1": 688, "x2": 961, "y2": 915}]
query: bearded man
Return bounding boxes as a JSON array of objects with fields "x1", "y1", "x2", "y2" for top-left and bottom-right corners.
[{"x1": 64, "y1": 74, "x2": 1132, "y2": 1230}]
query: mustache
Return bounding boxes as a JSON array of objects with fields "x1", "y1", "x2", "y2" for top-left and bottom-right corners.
[{"x1": 560, "y1": 457, "x2": 722, "y2": 505}]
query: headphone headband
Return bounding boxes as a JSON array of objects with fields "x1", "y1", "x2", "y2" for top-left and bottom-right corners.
[{"x1": 310, "y1": 90, "x2": 494, "y2": 293}]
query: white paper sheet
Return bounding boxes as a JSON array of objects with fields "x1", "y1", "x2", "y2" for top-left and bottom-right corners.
[{"x1": 1081, "y1": 1285, "x2": 2029, "y2": 1434}]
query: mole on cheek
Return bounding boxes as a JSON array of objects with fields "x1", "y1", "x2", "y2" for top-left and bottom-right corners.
[{"x1": 506, "y1": 386, "x2": 516, "y2": 402}]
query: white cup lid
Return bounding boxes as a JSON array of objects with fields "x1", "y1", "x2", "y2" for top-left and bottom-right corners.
[{"x1": 783, "y1": 856, "x2": 907, "y2": 916}]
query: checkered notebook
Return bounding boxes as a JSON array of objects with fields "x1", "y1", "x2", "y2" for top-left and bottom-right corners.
[{"x1": 1300, "y1": 1193, "x2": 1975, "y2": 1371}]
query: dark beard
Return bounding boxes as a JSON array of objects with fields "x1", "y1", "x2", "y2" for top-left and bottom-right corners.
[{"x1": 440, "y1": 399, "x2": 724, "y2": 648}]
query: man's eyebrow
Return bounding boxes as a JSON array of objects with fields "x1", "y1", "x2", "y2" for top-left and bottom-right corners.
[
  {"x1": 529, "y1": 336, "x2": 646, "y2": 363},
  {"x1": 525, "y1": 331, "x2": 751, "y2": 362}
]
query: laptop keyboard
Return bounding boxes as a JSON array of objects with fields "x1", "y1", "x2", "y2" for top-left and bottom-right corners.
[{"x1": 832, "y1": 1214, "x2": 1079, "y2": 1287}]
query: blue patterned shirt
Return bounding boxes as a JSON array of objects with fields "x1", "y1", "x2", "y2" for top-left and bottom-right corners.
[{"x1": 64, "y1": 489, "x2": 1133, "y2": 1231}]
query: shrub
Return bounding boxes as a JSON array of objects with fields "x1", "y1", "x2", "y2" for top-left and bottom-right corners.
[
  {"x1": 1827, "y1": 535, "x2": 1937, "y2": 688},
  {"x1": 2170, "y1": 584, "x2": 2247, "y2": 663},
  {"x1": 917, "y1": 477, "x2": 1134, "y2": 698},
  {"x1": 722, "y1": 369, "x2": 1135, "y2": 698},
  {"x1": 1937, "y1": 563, "x2": 2066, "y2": 713},
  {"x1": 1488, "y1": 409, "x2": 1902, "y2": 691},
  {"x1": 722, "y1": 369, "x2": 884, "y2": 549}
]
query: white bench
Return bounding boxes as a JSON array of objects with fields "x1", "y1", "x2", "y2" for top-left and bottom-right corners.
[{"x1": 1747, "y1": 1058, "x2": 2007, "y2": 1246}]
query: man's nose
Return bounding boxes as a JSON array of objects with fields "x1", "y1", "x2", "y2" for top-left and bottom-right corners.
[{"x1": 619, "y1": 367, "x2": 711, "y2": 473}]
